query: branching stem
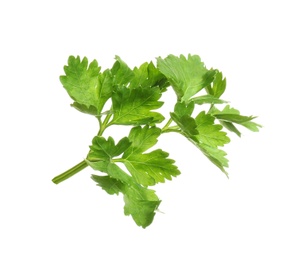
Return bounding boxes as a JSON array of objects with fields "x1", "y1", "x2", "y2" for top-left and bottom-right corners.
[
  {"x1": 161, "y1": 118, "x2": 181, "y2": 133},
  {"x1": 97, "y1": 112, "x2": 112, "y2": 136},
  {"x1": 161, "y1": 118, "x2": 173, "y2": 131}
]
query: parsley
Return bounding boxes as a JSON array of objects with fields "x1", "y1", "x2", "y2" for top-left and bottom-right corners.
[{"x1": 52, "y1": 54, "x2": 261, "y2": 228}]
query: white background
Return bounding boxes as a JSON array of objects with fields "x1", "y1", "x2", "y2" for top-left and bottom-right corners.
[{"x1": 1, "y1": 0, "x2": 289, "y2": 259}]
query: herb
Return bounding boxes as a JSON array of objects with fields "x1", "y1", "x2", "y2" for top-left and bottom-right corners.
[{"x1": 52, "y1": 54, "x2": 261, "y2": 228}]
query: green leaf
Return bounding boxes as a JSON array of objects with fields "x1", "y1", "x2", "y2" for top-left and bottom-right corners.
[
  {"x1": 110, "y1": 86, "x2": 164, "y2": 125},
  {"x1": 123, "y1": 149, "x2": 180, "y2": 186},
  {"x1": 214, "y1": 114, "x2": 256, "y2": 124},
  {"x1": 147, "y1": 62, "x2": 170, "y2": 91},
  {"x1": 130, "y1": 61, "x2": 169, "y2": 90},
  {"x1": 129, "y1": 62, "x2": 149, "y2": 89},
  {"x1": 122, "y1": 126, "x2": 180, "y2": 186},
  {"x1": 111, "y1": 56, "x2": 134, "y2": 86},
  {"x1": 219, "y1": 121, "x2": 241, "y2": 137},
  {"x1": 170, "y1": 112, "x2": 199, "y2": 138},
  {"x1": 240, "y1": 121, "x2": 262, "y2": 132},
  {"x1": 195, "y1": 111, "x2": 230, "y2": 147},
  {"x1": 191, "y1": 112, "x2": 230, "y2": 175},
  {"x1": 171, "y1": 110, "x2": 229, "y2": 175},
  {"x1": 69, "y1": 68, "x2": 114, "y2": 116},
  {"x1": 93, "y1": 57, "x2": 134, "y2": 114},
  {"x1": 212, "y1": 105, "x2": 239, "y2": 114},
  {"x1": 86, "y1": 160, "x2": 109, "y2": 173},
  {"x1": 206, "y1": 71, "x2": 226, "y2": 98},
  {"x1": 173, "y1": 101, "x2": 195, "y2": 117},
  {"x1": 210, "y1": 105, "x2": 262, "y2": 134},
  {"x1": 157, "y1": 54, "x2": 216, "y2": 103},
  {"x1": 123, "y1": 125, "x2": 161, "y2": 156},
  {"x1": 60, "y1": 56, "x2": 101, "y2": 110},
  {"x1": 122, "y1": 181, "x2": 161, "y2": 228},
  {"x1": 94, "y1": 69, "x2": 114, "y2": 114},
  {"x1": 91, "y1": 175, "x2": 124, "y2": 195},
  {"x1": 87, "y1": 136, "x2": 131, "y2": 162},
  {"x1": 70, "y1": 102, "x2": 99, "y2": 115},
  {"x1": 196, "y1": 143, "x2": 229, "y2": 176},
  {"x1": 60, "y1": 56, "x2": 135, "y2": 116},
  {"x1": 87, "y1": 132, "x2": 179, "y2": 188},
  {"x1": 211, "y1": 105, "x2": 254, "y2": 123},
  {"x1": 171, "y1": 101, "x2": 197, "y2": 138},
  {"x1": 190, "y1": 95, "x2": 227, "y2": 105},
  {"x1": 91, "y1": 163, "x2": 161, "y2": 228}
]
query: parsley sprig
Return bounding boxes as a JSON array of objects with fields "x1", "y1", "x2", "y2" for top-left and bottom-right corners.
[{"x1": 52, "y1": 54, "x2": 261, "y2": 228}]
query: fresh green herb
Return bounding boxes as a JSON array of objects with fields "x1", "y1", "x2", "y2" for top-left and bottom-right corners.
[{"x1": 52, "y1": 54, "x2": 261, "y2": 228}]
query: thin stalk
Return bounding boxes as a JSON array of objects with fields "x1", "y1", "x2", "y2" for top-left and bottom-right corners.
[
  {"x1": 161, "y1": 127, "x2": 181, "y2": 134},
  {"x1": 161, "y1": 118, "x2": 173, "y2": 132},
  {"x1": 97, "y1": 112, "x2": 112, "y2": 136},
  {"x1": 52, "y1": 160, "x2": 88, "y2": 184},
  {"x1": 161, "y1": 118, "x2": 181, "y2": 134}
]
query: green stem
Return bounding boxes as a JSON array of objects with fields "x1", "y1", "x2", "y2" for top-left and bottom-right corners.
[
  {"x1": 52, "y1": 160, "x2": 88, "y2": 184},
  {"x1": 162, "y1": 127, "x2": 181, "y2": 134},
  {"x1": 161, "y1": 118, "x2": 181, "y2": 134},
  {"x1": 208, "y1": 103, "x2": 215, "y2": 114},
  {"x1": 97, "y1": 111, "x2": 112, "y2": 136},
  {"x1": 161, "y1": 118, "x2": 173, "y2": 132}
]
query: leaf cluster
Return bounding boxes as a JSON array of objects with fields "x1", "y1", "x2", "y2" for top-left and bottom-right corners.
[{"x1": 53, "y1": 54, "x2": 261, "y2": 228}]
